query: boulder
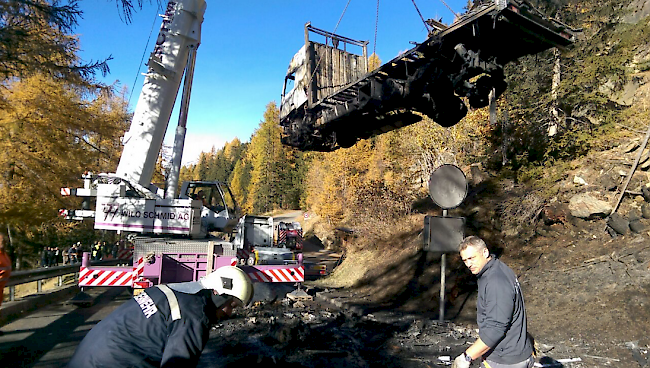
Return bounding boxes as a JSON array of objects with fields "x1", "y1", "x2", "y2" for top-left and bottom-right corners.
[
  {"x1": 568, "y1": 193, "x2": 613, "y2": 219},
  {"x1": 642, "y1": 203, "x2": 650, "y2": 218},
  {"x1": 630, "y1": 219, "x2": 645, "y2": 233},
  {"x1": 643, "y1": 186, "x2": 650, "y2": 202},
  {"x1": 622, "y1": 140, "x2": 640, "y2": 153},
  {"x1": 628, "y1": 209, "x2": 642, "y2": 222},
  {"x1": 598, "y1": 172, "x2": 619, "y2": 191},
  {"x1": 608, "y1": 213, "x2": 630, "y2": 235},
  {"x1": 573, "y1": 175, "x2": 588, "y2": 185}
]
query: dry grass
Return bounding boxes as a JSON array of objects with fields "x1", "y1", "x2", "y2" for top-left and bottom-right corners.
[
  {"x1": 313, "y1": 214, "x2": 424, "y2": 290},
  {"x1": 2, "y1": 274, "x2": 77, "y2": 303}
]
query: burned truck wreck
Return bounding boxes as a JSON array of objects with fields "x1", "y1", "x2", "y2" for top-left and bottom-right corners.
[{"x1": 279, "y1": 0, "x2": 576, "y2": 152}]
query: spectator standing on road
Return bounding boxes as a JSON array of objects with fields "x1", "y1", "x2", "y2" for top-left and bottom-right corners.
[
  {"x1": 76, "y1": 243, "x2": 83, "y2": 262},
  {"x1": 0, "y1": 229, "x2": 12, "y2": 336},
  {"x1": 48, "y1": 246, "x2": 56, "y2": 267},
  {"x1": 54, "y1": 246, "x2": 62, "y2": 266},
  {"x1": 67, "y1": 266, "x2": 254, "y2": 368},
  {"x1": 452, "y1": 236, "x2": 534, "y2": 368},
  {"x1": 45, "y1": 246, "x2": 54, "y2": 267},
  {"x1": 101, "y1": 241, "x2": 109, "y2": 260},
  {"x1": 67, "y1": 244, "x2": 76, "y2": 264},
  {"x1": 111, "y1": 242, "x2": 118, "y2": 259},
  {"x1": 41, "y1": 247, "x2": 49, "y2": 267},
  {"x1": 91, "y1": 241, "x2": 101, "y2": 261}
]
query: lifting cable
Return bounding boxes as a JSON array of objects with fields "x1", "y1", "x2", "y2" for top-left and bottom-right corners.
[
  {"x1": 410, "y1": 0, "x2": 432, "y2": 33},
  {"x1": 333, "y1": 0, "x2": 352, "y2": 35},
  {"x1": 373, "y1": 0, "x2": 379, "y2": 55},
  {"x1": 128, "y1": 3, "x2": 164, "y2": 105},
  {"x1": 436, "y1": 0, "x2": 459, "y2": 19},
  {"x1": 306, "y1": 0, "x2": 352, "y2": 89}
]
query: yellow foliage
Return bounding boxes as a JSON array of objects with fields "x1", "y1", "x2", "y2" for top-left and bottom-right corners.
[
  {"x1": 304, "y1": 102, "x2": 493, "y2": 236},
  {"x1": 0, "y1": 74, "x2": 129, "y2": 228}
]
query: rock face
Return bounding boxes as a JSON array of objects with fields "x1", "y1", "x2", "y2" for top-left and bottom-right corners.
[
  {"x1": 623, "y1": 0, "x2": 650, "y2": 24},
  {"x1": 568, "y1": 193, "x2": 613, "y2": 219}
]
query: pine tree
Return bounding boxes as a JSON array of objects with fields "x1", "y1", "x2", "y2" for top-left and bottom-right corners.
[
  {"x1": 230, "y1": 157, "x2": 251, "y2": 212},
  {"x1": 0, "y1": 0, "x2": 110, "y2": 83},
  {"x1": 245, "y1": 102, "x2": 283, "y2": 214},
  {"x1": 0, "y1": 73, "x2": 129, "y2": 265},
  {"x1": 193, "y1": 152, "x2": 209, "y2": 180}
]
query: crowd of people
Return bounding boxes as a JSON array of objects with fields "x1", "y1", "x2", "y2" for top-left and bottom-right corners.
[
  {"x1": 40, "y1": 240, "x2": 131, "y2": 268},
  {"x1": 91, "y1": 240, "x2": 121, "y2": 261}
]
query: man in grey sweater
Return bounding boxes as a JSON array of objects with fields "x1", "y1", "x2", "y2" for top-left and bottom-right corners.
[{"x1": 453, "y1": 236, "x2": 534, "y2": 368}]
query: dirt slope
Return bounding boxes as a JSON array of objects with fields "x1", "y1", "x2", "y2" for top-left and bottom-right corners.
[{"x1": 308, "y1": 138, "x2": 650, "y2": 367}]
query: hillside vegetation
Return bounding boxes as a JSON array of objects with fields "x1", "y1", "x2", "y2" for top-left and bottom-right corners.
[
  {"x1": 305, "y1": 0, "x2": 650, "y2": 364},
  {"x1": 1, "y1": 0, "x2": 649, "y2": 363}
]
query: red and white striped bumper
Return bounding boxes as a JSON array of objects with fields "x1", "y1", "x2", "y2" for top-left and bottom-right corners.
[
  {"x1": 243, "y1": 265, "x2": 304, "y2": 283},
  {"x1": 79, "y1": 266, "x2": 134, "y2": 287}
]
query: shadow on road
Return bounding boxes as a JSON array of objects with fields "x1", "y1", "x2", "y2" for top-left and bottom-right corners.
[{"x1": 0, "y1": 287, "x2": 130, "y2": 368}]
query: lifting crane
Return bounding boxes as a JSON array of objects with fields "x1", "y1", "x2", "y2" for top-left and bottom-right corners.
[{"x1": 61, "y1": 0, "x2": 304, "y2": 293}]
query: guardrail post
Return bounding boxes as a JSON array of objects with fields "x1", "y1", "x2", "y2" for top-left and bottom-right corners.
[
  {"x1": 37, "y1": 280, "x2": 42, "y2": 293},
  {"x1": 9, "y1": 286, "x2": 15, "y2": 301},
  {"x1": 82, "y1": 252, "x2": 90, "y2": 267},
  {"x1": 58, "y1": 275, "x2": 63, "y2": 287}
]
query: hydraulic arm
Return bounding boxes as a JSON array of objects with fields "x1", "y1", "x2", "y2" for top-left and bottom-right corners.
[{"x1": 116, "y1": 0, "x2": 206, "y2": 192}]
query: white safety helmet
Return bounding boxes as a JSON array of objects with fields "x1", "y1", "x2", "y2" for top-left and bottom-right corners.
[
  {"x1": 200, "y1": 266, "x2": 254, "y2": 307},
  {"x1": 166, "y1": 266, "x2": 254, "y2": 307}
]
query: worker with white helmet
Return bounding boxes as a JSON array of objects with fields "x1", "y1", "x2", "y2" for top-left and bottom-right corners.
[{"x1": 67, "y1": 266, "x2": 254, "y2": 368}]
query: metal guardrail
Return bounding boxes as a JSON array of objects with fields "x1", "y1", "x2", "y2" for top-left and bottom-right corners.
[{"x1": 5, "y1": 259, "x2": 129, "y2": 301}]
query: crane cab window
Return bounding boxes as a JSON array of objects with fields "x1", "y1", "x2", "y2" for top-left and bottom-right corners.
[{"x1": 187, "y1": 184, "x2": 229, "y2": 214}]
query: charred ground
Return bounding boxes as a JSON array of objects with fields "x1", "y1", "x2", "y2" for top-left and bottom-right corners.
[{"x1": 201, "y1": 133, "x2": 650, "y2": 368}]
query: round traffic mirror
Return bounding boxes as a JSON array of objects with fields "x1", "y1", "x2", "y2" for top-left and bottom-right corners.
[{"x1": 428, "y1": 164, "x2": 468, "y2": 209}]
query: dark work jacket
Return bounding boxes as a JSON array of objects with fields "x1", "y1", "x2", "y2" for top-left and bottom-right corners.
[
  {"x1": 67, "y1": 288, "x2": 216, "y2": 368},
  {"x1": 476, "y1": 256, "x2": 532, "y2": 364}
]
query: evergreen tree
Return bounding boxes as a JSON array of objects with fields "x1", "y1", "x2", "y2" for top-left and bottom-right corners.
[
  {"x1": 245, "y1": 102, "x2": 283, "y2": 214},
  {"x1": 230, "y1": 157, "x2": 251, "y2": 212},
  {"x1": 0, "y1": 0, "x2": 110, "y2": 83},
  {"x1": 0, "y1": 73, "x2": 129, "y2": 265},
  {"x1": 193, "y1": 152, "x2": 209, "y2": 180}
]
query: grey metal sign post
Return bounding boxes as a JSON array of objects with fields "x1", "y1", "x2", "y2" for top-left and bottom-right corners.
[{"x1": 424, "y1": 164, "x2": 467, "y2": 322}]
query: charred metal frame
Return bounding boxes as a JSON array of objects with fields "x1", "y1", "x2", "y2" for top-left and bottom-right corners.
[{"x1": 279, "y1": 0, "x2": 576, "y2": 152}]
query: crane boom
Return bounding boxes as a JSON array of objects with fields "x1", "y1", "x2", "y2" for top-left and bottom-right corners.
[{"x1": 116, "y1": 0, "x2": 206, "y2": 191}]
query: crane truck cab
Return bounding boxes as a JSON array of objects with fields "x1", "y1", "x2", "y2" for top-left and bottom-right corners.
[{"x1": 178, "y1": 181, "x2": 240, "y2": 233}]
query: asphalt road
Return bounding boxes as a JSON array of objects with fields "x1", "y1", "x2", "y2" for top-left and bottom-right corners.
[
  {"x1": 0, "y1": 210, "x2": 343, "y2": 367},
  {"x1": 0, "y1": 287, "x2": 130, "y2": 367}
]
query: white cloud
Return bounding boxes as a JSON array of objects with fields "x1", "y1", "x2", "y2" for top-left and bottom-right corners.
[{"x1": 164, "y1": 132, "x2": 226, "y2": 167}]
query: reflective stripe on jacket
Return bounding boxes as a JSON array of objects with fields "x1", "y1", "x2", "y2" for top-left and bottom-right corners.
[{"x1": 67, "y1": 287, "x2": 216, "y2": 368}]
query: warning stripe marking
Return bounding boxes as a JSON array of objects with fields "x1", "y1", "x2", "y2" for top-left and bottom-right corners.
[
  {"x1": 245, "y1": 266, "x2": 304, "y2": 283},
  {"x1": 133, "y1": 257, "x2": 144, "y2": 280},
  {"x1": 79, "y1": 266, "x2": 134, "y2": 287},
  {"x1": 117, "y1": 249, "x2": 133, "y2": 260}
]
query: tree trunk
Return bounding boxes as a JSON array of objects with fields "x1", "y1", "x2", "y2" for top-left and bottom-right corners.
[
  {"x1": 489, "y1": 87, "x2": 497, "y2": 126},
  {"x1": 6, "y1": 225, "x2": 20, "y2": 271},
  {"x1": 548, "y1": 48, "x2": 562, "y2": 137}
]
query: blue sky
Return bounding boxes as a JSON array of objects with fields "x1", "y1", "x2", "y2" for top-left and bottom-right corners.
[{"x1": 75, "y1": 0, "x2": 468, "y2": 165}]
